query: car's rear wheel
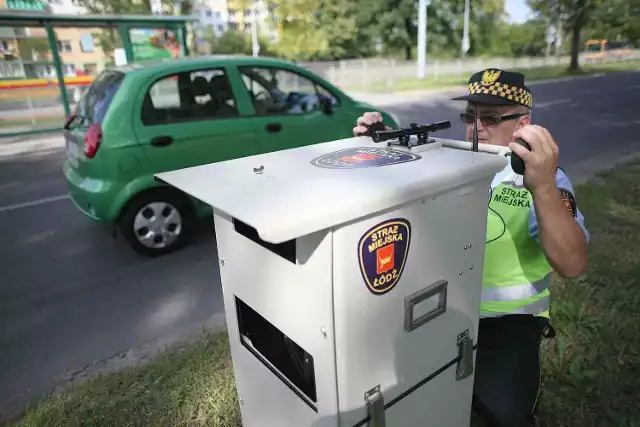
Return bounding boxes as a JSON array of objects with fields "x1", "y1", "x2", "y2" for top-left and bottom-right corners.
[{"x1": 118, "y1": 189, "x2": 195, "y2": 257}]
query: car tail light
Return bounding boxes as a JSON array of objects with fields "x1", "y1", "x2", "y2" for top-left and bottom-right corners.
[{"x1": 84, "y1": 124, "x2": 102, "y2": 159}]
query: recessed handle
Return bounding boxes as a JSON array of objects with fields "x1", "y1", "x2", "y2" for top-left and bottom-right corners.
[
  {"x1": 150, "y1": 136, "x2": 174, "y2": 147},
  {"x1": 266, "y1": 123, "x2": 282, "y2": 133},
  {"x1": 404, "y1": 279, "x2": 448, "y2": 332}
]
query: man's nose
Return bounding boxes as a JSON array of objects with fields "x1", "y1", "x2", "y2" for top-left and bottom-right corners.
[{"x1": 474, "y1": 117, "x2": 488, "y2": 132}]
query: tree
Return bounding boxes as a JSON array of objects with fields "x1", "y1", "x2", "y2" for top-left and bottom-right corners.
[
  {"x1": 314, "y1": 0, "x2": 361, "y2": 60},
  {"x1": 587, "y1": 0, "x2": 640, "y2": 46},
  {"x1": 528, "y1": 0, "x2": 602, "y2": 71},
  {"x1": 505, "y1": 20, "x2": 548, "y2": 57},
  {"x1": 357, "y1": 0, "x2": 417, "y2": 60},
  {"x1": 203, "y1": 29, "x2": 275, "y2": 56},
  {"x1": 265, "y1": 0, "x2": 333, "y2": 60},
  {"x1": 402, "y1": 0, "x2": 511, "y2": 59}
]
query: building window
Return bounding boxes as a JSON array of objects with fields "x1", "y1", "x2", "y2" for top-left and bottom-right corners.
[
  {"x1": 244, "y1": 22, "x2": 252, "y2": 31},
  {"x1": 57, "y1": 40, "x2": 72, "y2": 53},
  {"x1": 63, "y1": 63, "x2": 76, "y2": 76},
  {"x1": 217, "y1": 24, "x2": 225, "y2": 33},
  {"x1": 244, "y1": 9, "x2": 251, "y2": 17},
  {"x1": 229, "y1": 22, "x2": 238, "y2": 30},
  {"x1": 215, "y1": 11, "x2": 221, "y2": 19},
  {"x1": 79, "y1": 34, "x2": 95, "y2": 53},
  {"x1": 205, "y1": 9, "x2": 212, "y2": 17}
]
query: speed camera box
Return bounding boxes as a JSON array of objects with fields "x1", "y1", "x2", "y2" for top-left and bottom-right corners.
[{"x1": 156, "y1": 134, "x2": 507, "y2": 427}]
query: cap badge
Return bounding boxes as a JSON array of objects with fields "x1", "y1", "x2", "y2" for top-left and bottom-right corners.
[{"x1": 481, "y1": 69, "x2": 501, "y2": 86}]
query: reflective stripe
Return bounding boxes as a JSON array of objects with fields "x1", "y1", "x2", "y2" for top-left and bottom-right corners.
[
  {"x1": 480, "y1": 295, "x2": 550, "y2": 318},
  {"x1": 499, "y1": 180, "x2": 525, "y2": 189},
  {"x1": 481, "y1": 274, "x2": 550, "y2": 302}
]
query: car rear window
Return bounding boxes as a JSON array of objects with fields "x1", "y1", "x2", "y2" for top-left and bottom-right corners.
[{"x1": 76, "y1": 70, "x2": 125, "y2": 125}]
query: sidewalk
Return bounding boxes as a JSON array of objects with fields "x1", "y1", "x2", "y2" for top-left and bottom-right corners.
[{"x1": 0, "y1": 132, "x2": 65, "y2": 157}]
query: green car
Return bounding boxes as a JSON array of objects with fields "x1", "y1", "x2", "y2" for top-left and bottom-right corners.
[{"x1": 63, "y1": 55, "x2": 400, "y2": 257}]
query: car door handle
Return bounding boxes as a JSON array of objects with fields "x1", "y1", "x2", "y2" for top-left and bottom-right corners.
[
  {"x1": 266, "y1": 123, "x2": 282, "y2": 133},
  {"x1": 150, "y1": 136, "x2": 174, "y2": 147}
]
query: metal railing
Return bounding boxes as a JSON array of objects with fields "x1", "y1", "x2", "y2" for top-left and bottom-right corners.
[{"x1": 299, "y1": 50, "x2": 640, "y2": 93}]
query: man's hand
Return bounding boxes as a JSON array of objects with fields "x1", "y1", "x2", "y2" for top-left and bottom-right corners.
[
  {"x1": 510, "y1": 125, "x2": 559, "y2": 193},
  {"x1": 511, "y1": 125, "x2": 588, "y2": 278},
  {"x1": 353, "y1": 111, "x2": 393, "y2": 137}
]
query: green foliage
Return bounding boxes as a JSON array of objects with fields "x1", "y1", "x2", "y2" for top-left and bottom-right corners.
[
  {"x1": 68, "y1": 0, "x2": 636, "y2": 65},
  {"x1": 202, "y1": 29, "x2": 276, "y2": 57},
  {"x1": 588, "y1": 0, "x2": 640, "y2": 46},
  {"x1": 357, "y1": 0, "x2": 417, "y2": 60},
  {"x1": 314, "y1": 0, "x2": 362, "y2": 60},
  {"x1": 527, "y1": 0, "x2": 604, "y2": 69},
  {"x1": 505, "y1": 20, "x2": 548, "y2": 57},
  {"x1": 267, "y1": 0, "x2": 331, "y2": 60},
  {"x1": 263, "y1": 0, "x2": 362, "y2": 61}
]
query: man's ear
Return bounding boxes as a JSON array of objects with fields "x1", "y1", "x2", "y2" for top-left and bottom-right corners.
[{"x1": 517, "y1": 113, "x2": 531, "y2": 128}]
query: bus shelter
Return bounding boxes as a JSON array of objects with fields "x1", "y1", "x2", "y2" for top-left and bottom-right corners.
[{"x1": 0, "y1": 11, "x2": 196, "y2": 137}]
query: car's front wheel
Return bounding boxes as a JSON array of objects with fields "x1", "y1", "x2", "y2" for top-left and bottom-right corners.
[{"x1": 118, "y1": 189, "x2": 195, "y2": 257}]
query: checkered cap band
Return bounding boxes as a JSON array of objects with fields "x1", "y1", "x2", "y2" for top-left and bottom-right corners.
[{"x1": 468, "y1": 81, "x2": 533, "y2": 108}]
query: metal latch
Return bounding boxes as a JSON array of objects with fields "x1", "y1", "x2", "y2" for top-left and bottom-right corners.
[
  {"x1": 364, "y1": 385, "x2": 386, "y2": 427},
  {"x1": 456, "y1": 329, "x2": 474, "y2": 381}
]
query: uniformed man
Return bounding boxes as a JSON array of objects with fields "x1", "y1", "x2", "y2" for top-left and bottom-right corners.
[{"x1": 352, "y1": 68, "x2": 590, "y2": 427}]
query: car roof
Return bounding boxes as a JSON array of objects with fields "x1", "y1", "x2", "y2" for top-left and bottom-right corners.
[{"x1": 112, "y1": 55, "x2": 301, "y2": 76}]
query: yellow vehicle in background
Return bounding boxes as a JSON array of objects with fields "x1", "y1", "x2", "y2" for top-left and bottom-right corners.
[{"x1": 585, "y1": 39, "x2": 633, "y2": 60}]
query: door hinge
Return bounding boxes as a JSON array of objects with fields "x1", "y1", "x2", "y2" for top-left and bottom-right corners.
[
  {"x1": 456, "y1": 329, "x2": 474, "y2": 381},
  {"x1": 364, "y1": 385, "x2": 386, "y2": 427}
]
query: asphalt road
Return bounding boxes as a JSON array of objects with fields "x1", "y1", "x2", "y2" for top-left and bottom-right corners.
[{"x1": 1, "y1": 71, "x2": 640, "y2": 421}]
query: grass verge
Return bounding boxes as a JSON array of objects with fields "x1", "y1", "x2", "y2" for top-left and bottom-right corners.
[
  {"x1": 364, "y1": 59, "x2": 640, "y2": 93},
  {"x1": 9, "y1": 160, "x2": 640, "y2": 427},
  {"x1": 10, "y1": 331, "x2": 241, "y2": 427}
]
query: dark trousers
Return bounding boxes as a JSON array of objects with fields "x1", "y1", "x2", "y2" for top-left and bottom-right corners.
[{"x1": 471, "y1": 314, "x2": 554, "y2": 427}]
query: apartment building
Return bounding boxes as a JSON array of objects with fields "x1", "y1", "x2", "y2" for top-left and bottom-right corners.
[
  {"x1": 193, "y1": 0, "x2": 229, "y2": 37},
  {"x1": 192, "y1": 0, "x2": 277, "y2": 42},
  {"x1": 225, "y1": 0, "x2": 277, "y2": 42},
  {"x1": 0, "y1": 0, "x2": 106, "y2": 78}
]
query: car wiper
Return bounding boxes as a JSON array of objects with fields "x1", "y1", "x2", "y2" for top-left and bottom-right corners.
[{"x1": 78, "y1": 115, "x2": 91, "y2": 126}]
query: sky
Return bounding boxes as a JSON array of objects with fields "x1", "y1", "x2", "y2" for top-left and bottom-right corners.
[{"x1": 505, "y1": 0, "x2": 534, "y2": 23}]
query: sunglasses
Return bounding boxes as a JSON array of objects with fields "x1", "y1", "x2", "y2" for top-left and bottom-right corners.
[{"x1": 459, "y1": 112, "x2": 526, "y2": 127}]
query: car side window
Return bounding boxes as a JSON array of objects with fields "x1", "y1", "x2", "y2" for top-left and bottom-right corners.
[
  {"x1": 142, "y1": 68, "x2": 238, "y2": 126},
  {"x1": 239, "y1": 66, "x2": 339, "y2": 116}
]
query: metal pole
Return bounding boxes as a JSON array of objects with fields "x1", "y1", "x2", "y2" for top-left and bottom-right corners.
[
  {"x1": 417, "y1": 0, "x2": 427, "y2": 79},
  {"x1": 118, "y1": 25, "x2": 134, "y2": 64},
  {"x1": 462, "y1": 0, "x2": 470, "y2": 56},
  {"x1": 545, "y1": 22, "x2": 554, "y2": 59},
  {"x1": 555, "y1": 17, "x2": 562, "y2": 56},
  {"x1": 45, "y1": 23, "x2": 70, "y2": 117},
  {"x1": 251, "y1": 0, "x2": 259, "y2": 57},
  {"x1": 180, "y1": 25, "x2": 189, "y2": 56}
]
